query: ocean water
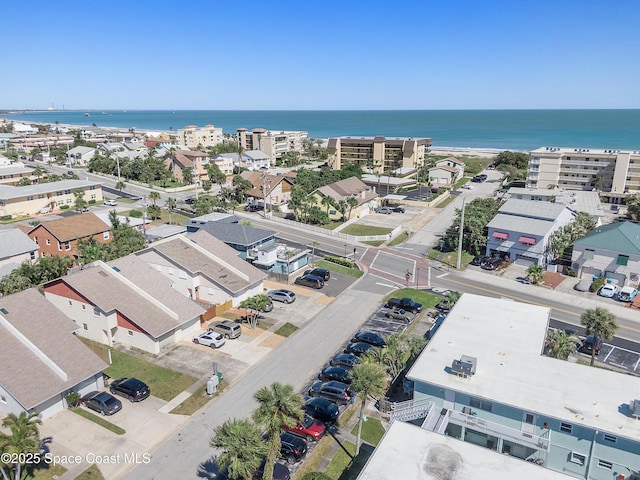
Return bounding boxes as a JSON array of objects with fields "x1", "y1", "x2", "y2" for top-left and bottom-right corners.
[{"x1": 3, "y1": 109, "x2": 640, "y2": 151}]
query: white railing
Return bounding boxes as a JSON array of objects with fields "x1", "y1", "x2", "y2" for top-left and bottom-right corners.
[{"x1": 390, "y1": 398, "x2": 433, "y2": 423}]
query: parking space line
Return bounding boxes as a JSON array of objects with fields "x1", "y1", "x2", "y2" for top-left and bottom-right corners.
[
  {"x1": 634, "y1": 357, "x2": 640, "y2": 372},
  {"x1": 602, "y1": 347, "x2": 615, "y2": 363}
]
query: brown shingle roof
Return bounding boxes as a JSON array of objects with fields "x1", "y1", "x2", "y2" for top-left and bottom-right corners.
[
  {"x1": 0, "y1": 289, "x2": 107, "y2": 410},
  {"x1": 316, "y1": 176, "x2": 377, "y2": 206},
  {"x1": 29, "y1": 213, "x2": 109, "y2": 242}
]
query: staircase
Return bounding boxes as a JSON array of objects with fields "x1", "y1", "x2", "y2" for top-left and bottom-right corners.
[{"x1": 390, "y1": 398, "x2": 433, "y2": 423}]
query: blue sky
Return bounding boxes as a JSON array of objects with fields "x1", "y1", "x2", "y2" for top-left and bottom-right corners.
[{"x1": 2, "y1": 0, "x2": 639, "y2": 110}]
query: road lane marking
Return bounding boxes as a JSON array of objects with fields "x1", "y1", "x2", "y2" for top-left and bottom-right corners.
[{"x1": 603, "y1": 347, "x2": 614, "y2": 363}]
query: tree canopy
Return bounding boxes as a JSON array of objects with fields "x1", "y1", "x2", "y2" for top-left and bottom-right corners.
[
  {"x1": 444, "y1": 198, "x2": 504, "y2": 254},
  {"x1": 580, "y1": 307, "x2": 618, "y2": 366}
]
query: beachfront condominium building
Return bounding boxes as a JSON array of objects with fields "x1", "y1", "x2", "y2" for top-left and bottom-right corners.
[
  {"x1": 236, "y1": 128, "x2": 307, "y2": 161},
  {"x1": 527, "y1": 147, "x2": 640, "y2": 203},
  {"x1": 326, "y1": 136, "x2": 432, "y2": 172},
  {"x1": 397, "y1": 293, "x2": 640, "y2": 480},
  {"x1": 177, "y1": 125, "x2": 224, "y2": 150}
]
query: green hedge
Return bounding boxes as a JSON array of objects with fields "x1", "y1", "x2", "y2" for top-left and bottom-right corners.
[
  {"x1": 88, "y1": 199, "x2": 97, "y2": 204},
  {"x1": 60, "y1": 205, "x2": 70, "y2": 210},
  {"x1": 129, "y1": 210, "x2": 143, "y2": 218},
  {"x1": 0, "y1": 215, "x2": 12, "y2": 221},
  {"x1": 325, "y1": 255, "x2": 355, "y2": 268},
  {"x1": 590, "y1": 276, "x2": 606, "y2": 293}
]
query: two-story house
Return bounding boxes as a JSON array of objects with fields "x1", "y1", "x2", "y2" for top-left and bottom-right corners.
[
  {"x1": 240, "y1": 171, "x2": 294, "y2": 209},
  {"x1": 310, "y1": 176, "x2": 378, "y2": 221},
  {"x1": 428, "y1": 157, "x2": 466, "y2": 186},
  {"x1": 0, "y1": 229, "x2": 38, "y2": 278},
  {"x1": 165, "y1": 149, "x2": 209, "y2": 182}
]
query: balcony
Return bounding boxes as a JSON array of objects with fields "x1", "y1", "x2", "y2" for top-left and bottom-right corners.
[
  {"x1": 389, "y1": 398, "x2": 433, "y2": 423},
  {"x1": 447, "y1": 410, "x2": 550, "y2": 451}
]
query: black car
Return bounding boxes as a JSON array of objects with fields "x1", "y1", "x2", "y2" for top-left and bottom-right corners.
[
  {"x1": 81, "y1": 391, "x2": 122, "y2": 416},
  {"x1": 319, "y1": 366, "x2": 351, "y2": 384},
  {"x1": 391, "y1": 206, "x2": 405, "y2": 213},
  {"x1": 244, "y1": 204, "x2": 264, "y2": 212},
  {"x1": 302, "y1": 397, "x2": 340, "y2": 424},
  {"x1": 109, "y1": 378, "x2": 150, "y2": 402},
  {"x1": 385, "y1": 297, "x2": 423, "y2": 313},
  {"x1": 352, "y1": 331, "x2": 386, "y2": 347},
  {"x1": 581, "y1": 335, "x2": 602, "y2": 356},
  {"x1": 470, "y1": 255, "x2": 491, "y2": 266},
  {"x1": 279, "y1": 433, "x2": 308, "y2": 464},
  {"x1": 252, "y1": 459, "x2": 291, "y2": 480},
  {"x1": 294, "y1": 274, "x2": 324, "y2": 289},
  {"x1": 308, "y1": 381, "x2": 353, "y2": 406},
  {"x1": 481, "y1": 258, "x2": 506, "y2": 271},
  {"x1": 184, "y1": 197, "x2": 195, "y2": 205},
  {"x1": 303, "y1": 268, "x2": 330, "y2": 281},
  {"x1": 344, "y1": 342, "x2": 374, "y2": 356},
  {"x1": 329, "y1": 353, "x2": 360, "y2": 369}
]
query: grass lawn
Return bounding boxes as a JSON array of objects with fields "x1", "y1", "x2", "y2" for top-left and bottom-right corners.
[
  {"x1": 362, "y1": 240, "x2": 384, "y2": 247},
  {"x1": 170, "y1": 380, "x2": 229, "y2": 415},
  {"x1": 73, "y1": 464, "x2": 104, "y2": 480},
  {"x1": 275, "y1": 322, "x2": 298, "y2": 337},
  {"x1": 71, "y1": 407, "x2": 126, "y2": 435},
  {"x1": 428, "y1": 249, "x2": 475, "y2": 268},
  {"x1": 435, "y1": 195, "x2": 456, "y2": 209},
  {"x1": 321, "y1": 221, "x2": 344, "y2": 231},
  {"x1": 28, "y1": 463, "x2": 67, "y2": 480},
  {"x1": 108, "y1": 197, "x2": 136, "y2": 203},
  {"x1": 388, "y1": 231, "x2": 411, "y2": 247},
  {"x1": 350, "y1": 417, "x2": 385, "y2": 446},
  {"x1": 340, "y1": 224, "x2": 392, "y2": 236},
  {"x1": 150, "y1": 209, "x2": 191, "y2": 227},
  {"x1": 314, "y1": 260, "x2": 364, "y2": 278},
  {"x1": 104, "y1": 349, "x2": 196, "y2": 402},
  {"x1": 323, "y1": 441, "x2": 372, "y2": 480},
  {"x1": 385, "y1": 288, "x2": 441, "y2": 309}
]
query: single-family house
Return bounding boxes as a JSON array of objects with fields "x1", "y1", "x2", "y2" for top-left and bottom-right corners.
[
  {"x1": 0, "y1": 289, "x2": 107, "y2": 419},
  {"x1": 65, "y1": 146, "x2": 97, "y2": 167},
  {"x1": 235, "y1": 150, "x2": 270, "y2": 171},
  {"x1": 507, "y1": 187, "x2": 605, "y2": 224},
  {"x1": 486, "y1": 199, "x2": 574, "y2": 265},
  {"x1": 135, "y1": 231, "x2": 267, "y2": 309},
  {"x1": 571, "y1": 221, "x2": 640, "y2": 286},
  {"x1": 43, "y1": 258, "x2": 205, "y2": 354},
  {"x1": 428, "y1": 157, "x2": 465, "y2": 186},
  {"x1": 22, "y1": 212, "x2": 112, "y2": 262},
  {"x1": 401, "y1": 293, "x2": 640, "y2": 480},
  {"x1": 0, "y1": 229, "x2": 39, "y2": 278},
  {"x1": 240, "y1": 171, "x2": 294, "y2": 208},
  {"x1": 310, "y1": 176, "x2": 378, "y2": 221}
]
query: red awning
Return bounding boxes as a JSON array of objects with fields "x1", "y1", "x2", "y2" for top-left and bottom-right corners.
[
  {"x1": 519, "y1": 236, "x2": 536, "y2": 245},
  {"x1": 492, "y1": 232, "x2": 509, "y2": 240}
]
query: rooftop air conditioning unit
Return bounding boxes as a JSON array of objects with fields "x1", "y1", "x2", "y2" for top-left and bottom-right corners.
[
  {"x1": 631, "y1": 399, "x2": 640, "y2": 419},
  {"x1": 451, "y1": 355, "x2": 477, "y2": 378}
]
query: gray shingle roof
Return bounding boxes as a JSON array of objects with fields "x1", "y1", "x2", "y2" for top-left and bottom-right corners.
[
  {"x1": 498, "y1": 199, "x2": 567, "y2": 221},
  {"x1": 0, "y1": 179, "x2": 101, "y2": 200},
  {"x1": 194, "y1": 221, "x2": 276, "y2": 247},
  {"x1": 0, "y1": 228, "x2": 38, "y2": 260},
  {"x1": 0, "y1": 289, "x2": 107, "y2": 410},
  {"x1": 574, "y1": 221, "x2": 640, "y2": 255},
  {"x1": 487, "y1": 214, "x2": 556, "y2": 237}
]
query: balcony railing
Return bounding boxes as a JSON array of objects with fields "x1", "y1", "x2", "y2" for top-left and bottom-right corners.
[
  {"x1": 447, "y1": 410, "x2": 550, "y2": 451},
  {"x1": 389, "y1": 398, "x2": 433, "y2": 423}
]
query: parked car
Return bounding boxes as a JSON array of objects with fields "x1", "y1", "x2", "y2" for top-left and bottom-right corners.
[
  {"x1": 309, "y1": 381, "x2": 353, "y2": 406},
  {"x1": 385, "y1": 308, "x2": 412, "y2": 322},
  {"x1": 208, "y1": 320, "x2": 242, "y2": 339},
  {"x1": 471, "y1": 174, "x2": 487, "y2": 182},
  {"x1": 104, "y1": 199, "x2": 117, "y2": 206},
  {"x1": 617, "y1": 286, "x2": 638, "y2": 302},
  {"x1": 581, "y1": 335, "x2": 602, "y2": 356},
  {"x1": 376, "y1": 207, "x2": 393, "y2": 214},
  {"x1": 283, "y1": 414, "x2": 326, "y2": 442},
  {"x1": 481, "y1": 258, "x2": 506, "y2": 270},
  {"x1": 252, "y1": 459, "x2": 291, "y2": 480},
  {"x1": 184, "y1": 197, "x2": 196, "y2": 205},
  {"x1": 279, "y1": 433, "x2": 308, "y2": 464},
  {"x1": 391, "y1": 206, "x2": 405, "y2": 213},
  {"x1": 294, "y1": 274, "x2": 324, "y2": 289},
  {"x1": 244, "y1": 204, "x2": 264, "y2": 212},
  {"x1": 329, "y1": 353, "x2": 360, "y2": 369},
  {"x1": 259, "y1": 299, "x2": 274, "y2": 313},
  {"x1": 574, "y1": 279, "x2": 592, "y2": 292},
  {"x1": 385, "y1": 297, "x2": 423, "y2": 313},
  {"x1": 470, "y1": 255, "x2": 491, "y2": 266},
  {"x1": 352, "y1": 331, "x2": 386, "y2": 347},
  {"x1": 303, "y1": 268, "x2": 330, "y2": 281},
  {"x1": 598, "y1": 284, "x2": 619, "y2": 298},
  {"x1": 461, "y1": 184, "x2": 474, "y2": 190},
  {"x1": 193, "y1": 331, "x2": 225, "y2": 348},
  {"x1": 81, "y1": 391, "x2": 122, "y2": 416},
  {"x1": 319, "y1": 366, "x2": 352, "y2": 384},
  {"x1": 109, "y1": 378, "x2": 150, "y2": 402},
  {"x1": 344, "y1": 342, "x2": 375, "y2": 356},
  {"x1": 268, "y1": 289, "x2": 296, "y2": 304},
  {"x1": 302, "y1": 397, "x2": 340, "y2": 424}
]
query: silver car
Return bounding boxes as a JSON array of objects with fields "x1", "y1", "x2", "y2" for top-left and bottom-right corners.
[{"x1": 268, "y1": 289, "x2": 296, "y2": 304}]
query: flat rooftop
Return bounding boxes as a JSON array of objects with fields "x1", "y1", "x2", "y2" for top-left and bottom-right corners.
[
  {"x1": 407, "y1": 294, "x2": 640, "y2": 442},
  {"x1": 507, "y1": 187, "x2": 605, "y2": 217},
  {"x1": 531, "y1": 146, "x2": 640, "y2": 155},
  {"x1": 357, "y1": 421, "x2": 568, "y2": 480}
]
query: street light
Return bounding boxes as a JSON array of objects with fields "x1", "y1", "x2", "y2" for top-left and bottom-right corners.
[{"x1": 344, "y1": 244, "x2": 347, "y2": 258}]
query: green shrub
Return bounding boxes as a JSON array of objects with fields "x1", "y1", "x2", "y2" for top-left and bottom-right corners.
[
  {"x1": 566, "y1": 268, "x2": 578, "y2": 277},
  {"x1": 0, "y1": 215, "x2": 12, "y2": 221},
  {"x1": 60, "y1": 205, "x2": 70, "y2": 210},
  {"x1": 590, "y1": 276, "x2": 606, "y2": 293},
  {"x1": 88, "y1": 199, "x2": 97, "y2": 204},
  {"x1": 129, "y1": 209, "x2": 143, "y2": 218},
  {"x1": 324, "y1": 255, "x2": 355, "y2": 268},
  {"x1": 65, "y1": 391, "x2": 81, "y2": 407}
]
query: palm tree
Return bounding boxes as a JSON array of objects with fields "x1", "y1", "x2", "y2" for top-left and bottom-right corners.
[
  {"x1": 526, "y1": 264, "x2": 545, "y2": 284},
  {"x1": 210, "y1": 418, "x2": 266, "y2": 480},
  {"x1": 148, "y1": 191, "x2": 161, "y2": 206},
  {"x1": 165, "y1": 197, "x2": 176, "y2": 225},
  {"x1": 580, "y1": 307, "x2": 618, "y2": 366},
  {"x1": 32, "y1": 165, "x2": 45, "y2": 183},
  {"x1": 115, "y1": 180, "x2": 126, "y2": 192},
  {"x1": 350, "y1": 362, "x2": 387, "y2": 456},
  {"x1": 544, "y1": 329, "x2": 580, "y2": 360},
  {"x1": 252, "y1": 383, "x2": 303, "y2": 480},
  {"x1": 0, "y1": 411, "x2": 42, "y2": 480},
  {"x1": 320, "y1": 195, "x2": 334, "y2": 217},
  {"x1": 346, "y1": 196, "x2": 359, "y2": 220},
  {"x1": 239, "y1": 295, "x2": 271, "y2": 329}
]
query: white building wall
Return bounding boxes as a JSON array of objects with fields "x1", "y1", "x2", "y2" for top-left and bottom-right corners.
[
  {"x1": 571, "y1": 246, "x2": 640, "y2": 286},
  {"x1": 0, "y1": 385, "x2": 26, "y2": 417}
]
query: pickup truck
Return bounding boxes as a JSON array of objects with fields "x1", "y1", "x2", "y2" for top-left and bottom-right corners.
[{"x1": 385, "y1": 297, "x2": 423, "y2": 313}]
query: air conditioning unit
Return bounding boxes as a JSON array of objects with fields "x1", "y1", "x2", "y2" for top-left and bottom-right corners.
[
  {"x1": 451, "y1": 355, "x2": 477, "y2": 378},
  {"x1": 631, "y1": 399, "x2": 640, "y2": 419}
]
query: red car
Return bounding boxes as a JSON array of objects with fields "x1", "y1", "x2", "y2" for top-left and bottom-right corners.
[{"x1": 283, "y1": 414, "x2": 326, "y2": 442}]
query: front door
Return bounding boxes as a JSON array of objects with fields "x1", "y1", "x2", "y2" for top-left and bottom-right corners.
[{"x1": 522, "y1": 412, "x2": 536, "y2": 434}]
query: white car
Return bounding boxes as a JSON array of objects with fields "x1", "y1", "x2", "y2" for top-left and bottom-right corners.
[
  {"x1": 598, "y1": 284, "x2": 618, "y2": 298},
  {"x1": 461, "y1": 184, "x2": 475, "y2": 190},
  {"x1": 104, "y1": 199, "x2": 117, "y2": 206},
  {"x1": 193, "y1": 331, "x2": 225, "y2": 348}
]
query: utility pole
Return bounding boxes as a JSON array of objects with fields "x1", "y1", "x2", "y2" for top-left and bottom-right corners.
[{"x1": 456, "y1": 197, "x2": 466, "y2": 270}]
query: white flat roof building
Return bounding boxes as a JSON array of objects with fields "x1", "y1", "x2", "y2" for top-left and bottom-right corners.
[{"x1": 357, "y1": 421, "x2": 568, "y2": 480}]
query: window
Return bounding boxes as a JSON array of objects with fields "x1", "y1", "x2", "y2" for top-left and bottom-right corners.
[
  {"x1": 524, "y1": 413, "x2": 534, "y2": 424},
  {"x1": 93, "y1": 308, "x2": 100, "y2": 317},
  {"x1": 560, "y1": 422, "x2": 573, "y2": 433},
  {"x1": 57, "y1": 242, "x2": 62, "y2": 251},
  {"x1": 469, "y1": 398, "x2": 493, "y2": 412},
  {"x1": 584, "y1": 249, "x2": 595, "y2": 260},
  {"x1": 65, "y1": 242, "x2": 71, "y2": 251},
  {"x1": 83, "y1": 323, "x2": 88, "y2": 330},
  {"x1": 128, "y1": 330, "x2": 134, "y2": 336},
  {"x1": 603, "y1": 434, "x2": 617, "y2": 443},
  {"x1": 207, "y1": 288, "x2": 215, "y2": 296},
  {"x1": 34, "y1": 236, "x2": 38, "y2": 244},
  {"x1": 46, "y1": 239, "x2": 51, "y2": 245},
  {"x1": 68, "y1": 300, "x2": 72, "y2": 307},
  {"x1": 103, "y1": 232, "x2": 109, "y2": 240},
  {"x1": 616, "y1": 255, "x2": 629, "y2": 266},
  {"x1": 570, "y1": 452, "x2": 586, "y2": 466},
  {"x1": 0, "y1": 395, "x2": 6, "y2": 404},
  {"x1": 179, "y1": 270, "x2": 188, "y2": 280},
  {"x1": 82, "y1": 304, "x2": 86, "y2": 310},
  {"x1": 597, "y1": 460, "x2": 612, "y2": 470}
]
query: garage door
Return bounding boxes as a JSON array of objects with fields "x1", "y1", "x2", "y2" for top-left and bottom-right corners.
[
  {"x1": 605, "y1": 271, "x2": 626, "y2": 286},
  {"x1": 514, "y1": 255, "x2": 538, "y2": 266},
  {"x1": 581, "y1": 267, "x2": 601, "y2": 279}
]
